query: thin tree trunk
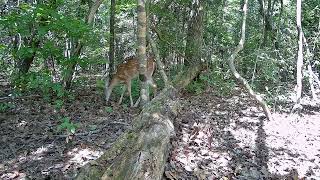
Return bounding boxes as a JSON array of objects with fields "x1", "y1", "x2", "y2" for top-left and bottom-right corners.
[
  {"x1": 258, "y1": 0, "x2": 266, "y2": 46},
  {"x1": 146, "y1": 33, "x2": 169, "y2": 86},
  {"x1": 109, "y1": 0, "x2": 115, "y2": 75},
  {"x1": 146, "y1": 2, "x2": 170, "y2": 86},
  {"x1": 226, "y1": 0, "x2": 273, "y2": 120},
  {"x1": 294, "y1": 0, "x2": 303, "y2": 110},
  {"x1": 18, "y1": 40, "x2": 40, "y2": 75},
  {"x1": 302, "y1": 33, "x2": 317, "y2": 99},
  {"x1": 63, "y1": 0, "x2": 103, "y2": 89},
  {"x1": 137, "y1": 0, "x2": 149, "y2": 106},
  {"x1": 15, "y1": 21, "x2": 39, "y2": 76},
  {"x1": 274, "y1": 0, "x2": 284, "y2": 49},
  {"x1": 104, "y1": 63, "x2": 110, "y2": 103},
  {"x1": 104, "y1": 0, "x2": 116, "y2": 103},
  {"x1": 259, "y1": 0, "x2": 274, "y2": 47},
  {"x1": 264, "y1": 0, "x2": 273, "y2": 45}
]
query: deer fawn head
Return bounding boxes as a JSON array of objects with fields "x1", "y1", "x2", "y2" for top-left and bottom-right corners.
[{"x1": 105, "y1": 56, "x2": 157, "y2": 107}]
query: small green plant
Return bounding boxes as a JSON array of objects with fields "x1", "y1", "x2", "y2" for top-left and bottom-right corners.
[
  {"x1": 58, "y1": 117, "x2": 78, "y2": 134},
  {"x1": 54, "y1": 99, "x2": 64, "y2": 110},
  {"x1": 0, "y1": 102, "x2": 15, "y2": 113},
  {"x1": 13, "y1": 72, "x2": 69, "y2": 100},
  {"x1": 201, "y1": 68, "x2": 234, "y2": 96},
  {"x1": 96, "y1": 78, "x2": 105, "y2": 90},
  {"x1": 105, "y1": 106, "x2": 113, "y2": 113},
  {"x1": 186, "y1": 80, "x2": 205, "y2": 95},
  {"x1": 122, "y1": 103, "x2": 128, "y2": 109},
  {"x1": 12, "y1": 72, "x2": 74, "y2": 111},
  {"x1": 73, "y1": 76, "x2": 89, "y2": 88}
]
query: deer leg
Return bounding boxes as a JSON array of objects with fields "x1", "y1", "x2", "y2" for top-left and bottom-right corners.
[
  {"x1": 105, "y1": 89, "x2": 112, "y2": 103},
  {"x1": 106, "y1": 78, "x2": 119, "y2": 104},
  {"x1": 127, "y1": 80, "x2": 133, "y2": 107},
  {"x1": 105, "y1": 85, "x2": 114, "y2": 103},
  {"x1": 133, "y1": 97, "x2": 140, "y2": 107},
  {"x1": 118, "y1": 85, "x2": 126, "y2": 105}
]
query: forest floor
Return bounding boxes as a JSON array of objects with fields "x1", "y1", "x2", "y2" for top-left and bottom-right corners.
[
  {"x1": 166, "y1": 88, "x2": 320, "y2": 179},
  {"x1": 1, "y1": 86, "x2": 320, "y2": 179}
]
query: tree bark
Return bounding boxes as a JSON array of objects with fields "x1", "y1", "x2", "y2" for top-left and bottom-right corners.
[
  {"x1": 293, "y1": 0, "x2": 303, "y2": 110},
  {"x1": 16, "y1": 25, "x2": 40, "y2": 75},
  {"x1": 137, "y1": 0, "x2": 149, "y2": 106},
  {"x1": 258, "y1": 0, "x2": 275, "y2": 47},
  {"x1": 226, "y1": 0, "x2": 273, "y2": 120},
  {"x1": 303, "y1": 33, "x2": 318, "y2": 99},
  {"x1": 17, "y1": 42, "x2": 39, "y2": 74},
  {"x1": 76, "y1": 64, "x2": 204, "y2": 180},
  {"x1": 185, "y1": 0, "x2": 204, "y2": 66},
  {"x1": 104, "y1": 0, "x2": 116, "y2": 104},
  {"x1": 109, "y1": 0, "x2": 116, "y2": 76}
]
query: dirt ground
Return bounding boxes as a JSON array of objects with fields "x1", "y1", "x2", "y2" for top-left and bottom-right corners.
[
  {"x1": 166, "y1": 89, "x2": 320, "y2": 179},
  {"x1": 1, "y1": 86, "x2": 320, "y2": 179},
  {"x1": 0, "y1": 87, "x2": 139, "y2": 179}
]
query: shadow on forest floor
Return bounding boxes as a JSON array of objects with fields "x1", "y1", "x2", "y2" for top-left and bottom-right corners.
[
  {"x1": 166, "y1": 87, "x2": 320, "y2": 179},
  {"x1": 1, "y1": 86, "x2": 320, "y2": 179}
]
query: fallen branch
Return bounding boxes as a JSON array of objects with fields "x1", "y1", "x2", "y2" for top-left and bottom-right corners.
[{"x1": 0, "y1": 94, "x2": 41, "y2": 102}]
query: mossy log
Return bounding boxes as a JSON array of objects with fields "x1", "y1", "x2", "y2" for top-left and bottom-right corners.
[{"x1": 76, "y1": 64, "x2": 204, "y2": 180}]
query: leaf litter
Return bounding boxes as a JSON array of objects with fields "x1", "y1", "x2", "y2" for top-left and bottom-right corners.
[
  {"x1": 1, "y1": 86, "x2": 320, "y2": 179},
  {"x1": 166, "y1": 88, "x2": 320, "y2": 179}
]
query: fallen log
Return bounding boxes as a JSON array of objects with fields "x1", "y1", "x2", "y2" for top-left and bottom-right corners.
[{"x1": 76, "y1": 64, "x2": 204, "y2": 180}]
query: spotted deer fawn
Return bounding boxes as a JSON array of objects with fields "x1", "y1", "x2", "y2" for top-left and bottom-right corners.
[{"x1": 105, "y1": 56, "x2": 157, "y2": 107}]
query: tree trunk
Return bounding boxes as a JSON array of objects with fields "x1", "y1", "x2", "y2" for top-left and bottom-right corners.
[
  {"x1": 109, "y1": 0, "x2": 116, "y2": 76},
  {"x1": 104, "y1": 0, "x2": 116, "y2": 104},
  {"x1": 294, "y1": 0, "x2": 303, "y2": 110},
  {"x1": 258, "y1": 0, "x2": 274, "y2": 47},
  {"x1": 76, "y1": 64, "x2": 204, "y2": 180},
  {"x1": 17, "y1": 40, "x2": 40, "y2": 75},
  {"x1": 63, "y1": 0, "x2": 103, "y2": 89},
  {"x1": 18, "y1": 54, "x2": 36, "y2": 75},
  {"x1": 303, "y1": 33, "x2": 318, "y2": 99},
  {"x1": 137, "y1": 0, "x2": 149, "y2": 106},
  {"x1": 185, "y1": 0, "x2": 204, "y2": 66}
]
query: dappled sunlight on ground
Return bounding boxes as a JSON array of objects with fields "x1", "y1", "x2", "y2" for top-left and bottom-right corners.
[
  {"x1": 0, "y1": 88, "x2": 135, "y2": 179},
  {"x1": 0, "y1": 144, "x2": 103, "y2": 179},
  {"x1": 1, "y1": 85, "x2": 320, "y2": 179},
  {"x1": 167, "y1": 91, "x2": 320, "y2": 179},
  {"x1": 65, "y1": 147, "x2": 103, "y2": 170},
  {"x1": 173, "y1": 122, "x2": 232, "y2": 177},
  {"x1": 1, "y1": 144, "x2": 52, "y2": 179},
  {"x1": 266, "y1": 112, "x2": 320, "y2": 178}
]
